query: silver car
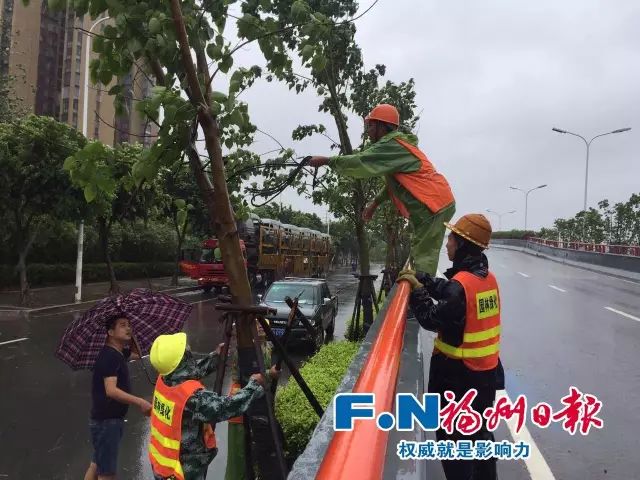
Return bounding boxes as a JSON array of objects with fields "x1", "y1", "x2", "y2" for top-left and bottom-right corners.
[{"x1": 259, "y1": 278, "x2": 338, "y2": 350}]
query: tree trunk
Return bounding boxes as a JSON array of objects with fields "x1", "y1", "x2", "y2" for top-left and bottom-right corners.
[
  {"x1": 15, "y1": 226, "x2": 38, "y2": 305},
  {"x1": 325, "y1": 78, "x2": 371, "y2": 277},
  {"x1": 172, "y1": 214, "x2": 187, "y2": 287},
  {"x1": 98, "y1": 218, "x2": 119, "y2": 294},
  {"x1": 170, "y1": 0, "x2": 252, "y2": 341},
  {"x1": 169, "y1": 3, "x2": 284, "y2": 478},
  {"x1": 385, "y1": 224, "x2": 397, "y2": 270}
]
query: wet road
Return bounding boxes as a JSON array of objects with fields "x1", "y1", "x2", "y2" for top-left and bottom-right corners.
[
  {"x1": 424, "y1": 248, "x2": 640, "y2": 480},
  {"x1": 0, "y1": 266, "x2": 378, "y2": 479},
  {"x1": 5, "y1": 249, "x2": 637, "y2": 480}
]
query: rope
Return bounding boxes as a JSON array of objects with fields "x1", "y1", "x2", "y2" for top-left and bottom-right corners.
[{"x1": 228, "y1": 155, "x2": 316, "y2": 207}]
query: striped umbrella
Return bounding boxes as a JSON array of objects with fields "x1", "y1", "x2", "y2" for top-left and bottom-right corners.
[{"x1": 55, "y1": 288, "x2": 192, "y2": 370}]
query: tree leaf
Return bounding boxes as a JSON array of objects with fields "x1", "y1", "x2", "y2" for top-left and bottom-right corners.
[
  {"x1": 177, "y1": 209, "x2": 187, "y2": 227},
  {"x1": 311, "y1": 54, "x2": 327, "y2": 72},
  {"x1": 84, "y1": 184, "x2": 97, "y2": 203},
  {"x1": 219, "y1": 55, "x2": 233, "y2": 74},
  {"x1": 301, "y1": 45, "x2": 314, "y2": 62},
  {"x1": 148, "y1": 17, "x2": 161, "y2": 35},
  {"x1": 211, "y1": 91, "x2": 227, "y2": 103},
  {"x1": 63, "y1": 156, "x2": 76, "y2": 171},
  {"x1": 207, "y1": 44, "x2": 223, "y2": 60},
  {"x1": 99, "y1": 69, "x2": 113, "y2": 86}
]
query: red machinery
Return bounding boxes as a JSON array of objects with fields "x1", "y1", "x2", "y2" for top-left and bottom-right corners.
[{"x1": 179, "y1": 239, "x2": 247, "y2": 293}]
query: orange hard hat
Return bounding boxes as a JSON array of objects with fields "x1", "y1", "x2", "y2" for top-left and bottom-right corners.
[
  {"x1": 445, "y1": 214, "x2": 493, "y2": 249},
  {"x1": 365, "y1": 104, "x2": 400, "y2": 127}
]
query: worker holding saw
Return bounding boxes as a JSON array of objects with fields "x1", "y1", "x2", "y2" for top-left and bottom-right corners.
[{"x1": 308, "y1": 103, "x2": 455, "y2": 276}]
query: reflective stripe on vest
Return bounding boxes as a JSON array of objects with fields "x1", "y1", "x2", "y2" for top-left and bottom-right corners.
[
  {"x1": 434, "y1": 271, "x2": 501, "y2": 371},
  {"x1": 228, "y1": 382, "x2": 243, "y2": 425},
  {"x1": 387, "y1": 138, "x2": 455, "y2": 217},
  {"x1": 149, "y1": 377, "x2": 217, "y2": 480}
]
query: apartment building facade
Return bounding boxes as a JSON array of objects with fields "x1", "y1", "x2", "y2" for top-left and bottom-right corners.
[{"x1": 0, "y1": 0, "x2": 155, "y2": 146}]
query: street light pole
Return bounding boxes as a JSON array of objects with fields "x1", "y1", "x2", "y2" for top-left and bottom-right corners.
[
  {"x1": 486, "y1": 209, "x2": 516, "y2": 232},
  {"x1": 552, "y1": 127, "x2": 631, "y2": 212},
  {"x1": 74, "y1": 15, "x2": 110, "y2": 303},
  {"x1": 510, "y1": 185, "x2": 547, "y2": 232}
]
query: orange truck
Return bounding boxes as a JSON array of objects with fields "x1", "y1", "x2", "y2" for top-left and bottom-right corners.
[{"x1": 179, "y1": 239, "x2": 247, "y2": 293}]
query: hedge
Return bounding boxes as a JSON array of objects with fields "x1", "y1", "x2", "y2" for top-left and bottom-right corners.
[
  {"x1": 0, "y1": 220, "x2": 192, "y2": 265},
  {"x1": 275, "y1": 341, "x2": 360, "y2": 461},
  {"x1": 0, "y1": 262, "x2": 176, "y2": 289},
  {"x1": 491, "y1": 230, "x2": 536, "y2": 239}
]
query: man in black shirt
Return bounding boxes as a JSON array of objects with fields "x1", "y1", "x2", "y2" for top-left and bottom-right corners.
[{"x1": 84, "y1": 316, "x2": 152, "y2": 480}]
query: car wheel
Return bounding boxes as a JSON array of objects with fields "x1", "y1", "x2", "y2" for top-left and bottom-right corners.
[
  {"x1": 326, "y1": 314, "x2": 335, "y2": 339},
  {"x1": 313, "y1": 323, "x2": 325, "y2": 351}
]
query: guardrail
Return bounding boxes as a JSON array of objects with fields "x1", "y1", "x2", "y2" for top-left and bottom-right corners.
[
  {"x1": 315, "y1": 270, "x2": 412, "y2": 480},
  {"x1": 528, "y1": 237, "x2": 640, "y2": 257}
]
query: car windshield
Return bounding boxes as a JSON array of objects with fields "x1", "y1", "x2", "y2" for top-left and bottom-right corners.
[
  {"x1": 200, "y1": 248, "x2": 214, "y2": 263},
  {"x1": 264, "y1": 284, "x2": 317, "y2": 305}
]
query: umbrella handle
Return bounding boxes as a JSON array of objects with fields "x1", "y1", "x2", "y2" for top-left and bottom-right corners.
[
  {"x1": 131, "y1": 333, "x2": 144, "y2": 358},
  {"x1": 132, "y1": 333, "x2": 157, "y2": 387}
]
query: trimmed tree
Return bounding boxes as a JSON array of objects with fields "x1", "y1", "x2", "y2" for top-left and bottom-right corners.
[{"x1": 0, "y1": 115, "x2": 86, "y2": 302}]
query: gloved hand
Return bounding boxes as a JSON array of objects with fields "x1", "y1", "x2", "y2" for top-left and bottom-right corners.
[
  {"x1": 397, "y1": 269, "x2": 424, "y2": 291},
  {"x1": 415, "y1": 271, "x2": 435, "y2": 290}
]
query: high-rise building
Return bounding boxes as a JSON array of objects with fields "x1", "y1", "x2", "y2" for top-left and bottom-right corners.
[{"x1": 0, "y1": 0, "x2": 156, "y2": 146}]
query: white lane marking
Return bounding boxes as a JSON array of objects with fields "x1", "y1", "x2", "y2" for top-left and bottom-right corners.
[
  {"x1": 188, "y1": 297, "x2": 219, "y2": 306},
  {"x1": 518, "y1": 272, "x2": 530, "y2": 278},
  {"x1": 0, "y1": 337, "x2": 28, "y2": 347},
  {"x1": 497, "y1": 390, "x2": 556, "y2": 480},
  {"x1": 604, "y1": 307, "x2": 640, "y2": 323},
  {"x1": 548, "y1": 285, "x2": 566, "y2": 293},
  {"x1": 174, "y1": 290, "x2": 206, "y2": 298}
]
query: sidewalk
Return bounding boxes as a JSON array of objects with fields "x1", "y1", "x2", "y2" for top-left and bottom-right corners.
[
  {"x1": 0, "y1": 276, "x2": 199, "y2": 312},
  {"x1": 492, "y1": 244, "x2": 640, "y2": 283}
]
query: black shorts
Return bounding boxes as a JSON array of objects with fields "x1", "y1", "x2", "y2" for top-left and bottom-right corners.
[{"x1": 90, "y1": 418, "x2": 124, "y2": 476}]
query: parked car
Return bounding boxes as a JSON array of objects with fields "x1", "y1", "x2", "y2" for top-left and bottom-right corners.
[{"x1": 258, "y1": 278, "x2": 338, "y2": 350}]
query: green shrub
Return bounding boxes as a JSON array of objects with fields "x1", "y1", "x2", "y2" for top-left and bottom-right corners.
[
  {"x1": 0, "y1": 262, "x2": 176, "y2": 289},
  {"x1": 275, "y1": 341, "x2": 360, "y2": 461},
  {"x1": 491, "y1": 230, "x2": 536, "y2": 239}
]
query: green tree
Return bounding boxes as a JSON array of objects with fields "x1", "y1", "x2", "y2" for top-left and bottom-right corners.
[
  {"x1": 240, "y1": 1, "x2": 419, "y2": 273},
  {"x1": 158, "y1": 164, "x2": 208, "y2": 285},
  {"x1": 50, "y1": 0, "x2": 316, "y2": 474},
  {"x1": 65, "y1": 142, "x2": 156, "y2": 293},
  {"x1": 0, "y1": 115, "x2": 86, "y2": 302}
]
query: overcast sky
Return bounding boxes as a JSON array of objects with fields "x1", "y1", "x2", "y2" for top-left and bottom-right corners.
[{"x1": 226, "y1": 0, "x2": 639, "y2": 231}]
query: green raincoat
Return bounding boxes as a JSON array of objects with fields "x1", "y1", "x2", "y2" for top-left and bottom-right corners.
[{"x1": 330, "y1": 131, "x2": 455, "y2": 275}]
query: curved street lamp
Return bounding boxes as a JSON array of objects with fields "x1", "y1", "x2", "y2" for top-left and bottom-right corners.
[
  {"x1": 510, "y1": 185, "x2": 547, "y2": 231},
  {"x1": 486, "y1": 209, "x2": 517, "y2": 232},
  {"x1": 552, "y1": 127, "x2": 631, "y2": 212}
]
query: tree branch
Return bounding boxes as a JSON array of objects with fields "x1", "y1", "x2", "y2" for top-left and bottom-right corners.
[{"x1": 95, "y1": 111, "x2": 158, "y2": 138}]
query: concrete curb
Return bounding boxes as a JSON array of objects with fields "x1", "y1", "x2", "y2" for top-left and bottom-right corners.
[
  {"x1": 492, "y1": 244, "x2": 640, "y2": 285},
  {"x1": 0, "y1": 284, "x2": 203, "y2": 317}
]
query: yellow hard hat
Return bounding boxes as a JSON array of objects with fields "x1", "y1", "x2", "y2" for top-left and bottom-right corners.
[{"x1": 150, "y1": 332, "x2": 187, "y2": 376}]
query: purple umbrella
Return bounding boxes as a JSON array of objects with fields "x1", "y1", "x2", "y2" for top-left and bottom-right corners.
[{"x1": 55, "y1": 288, "x2": 193, "y2": 370}]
